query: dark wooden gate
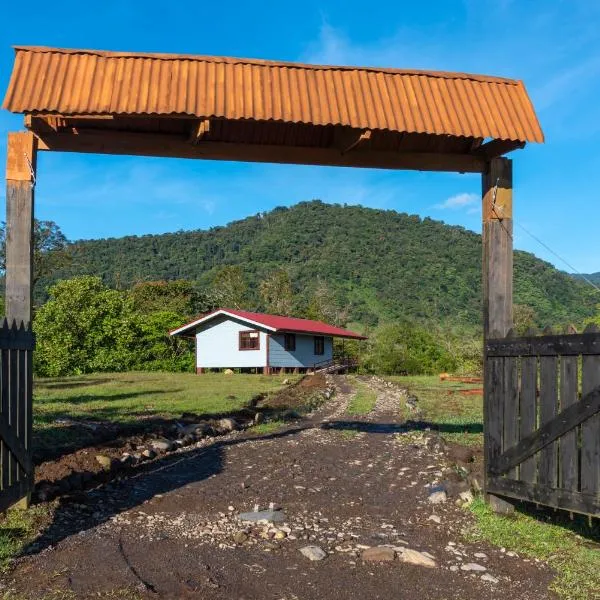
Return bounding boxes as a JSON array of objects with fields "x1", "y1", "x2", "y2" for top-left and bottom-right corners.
[
  {"x1": 485, "y1": 325, "x2": 600, "y2": 516},
  {"x1": 0, "y1": 319, "x2": 34, "y2": 512}
]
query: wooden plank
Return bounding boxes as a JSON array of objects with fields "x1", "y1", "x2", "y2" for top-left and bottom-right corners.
[
  {"x1": 17, "y1": 349, "x2": 26, "y2": 482},
  {"x1": 0, "y1": 349, "x2": 8, "y2": 492},
  {"x1": 484, "y1": 354, "x2": 504, "y2": 492},
  {"x1": 581, "y1": 326, "x2": 600, "y2": 496},
  {"x1": 5, "y1": 132, "x2": 36, "y2": 327},
  {"x1": 33, "y1": 130, "x2": 488, "y2": 173},
  {"x1": 519, "y1": 353, "x2": 537, "y2": 482},
  {"x1": 538, "y1": 354, "x2": 558, "y2": 488},
  {"x1": 486, "y1": 332, "x2": 600, "y2": 357},
  {"x1": 490, "y1": 385, "x2": 600, "y2": 476},
  {"x1": 0, "y1": 414, "x2": 33, "y2": 473},
  {"x1": 8, "y1": 349, "x2": 18, "y2": 486},
  {"x1": 560, "y1": 354, "x2": 579, "y2": 492},
  {"x1": 475, "y1": 139, "x2": 525, "y2": 160},
  {"x1": 503, "y1": 353, "x2": 519, "y2": 478},
  {"x1": 487, "y1": 476, "x2": 599, "y2": 517}
]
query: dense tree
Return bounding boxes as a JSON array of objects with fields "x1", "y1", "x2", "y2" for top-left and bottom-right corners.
[
  {"x1": 0, "y1": 219, "x2": 70, "y2": 289},
  {"x1": 259, "y1": 269, "x2": 294, "y2": 315},
  {"x1": 34, "y1": 276, "x2": 194, "y2": 376},
  {"x1": 34, "y1": 201, "x2": 596, "y2": 329},
  {"x1": 306, "y1": 279, "x2": 349, "y2": 326},
  {"x1": 210, "y1": 266, "x2": 247, "y2": 309},
  {"x1": 363, "y1": 322, "x2": 457, "y2": 375}
]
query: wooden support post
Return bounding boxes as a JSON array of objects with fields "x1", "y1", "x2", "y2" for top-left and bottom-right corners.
[
  {"x1": 482, "y1": 157, "x2": 514, "y2": 514},
  {"x1": 196, "y1": 367, "x2": 204, "y2": 375},
  {"x1": 263, "y1": 367, "x2": 271, "y2": 376},
  {"x1": 4, "y1": 132, "x2": 36, "y2": 511},
  {"x1": 5, "y1": 132, "x2": 37, "y2": 327}
]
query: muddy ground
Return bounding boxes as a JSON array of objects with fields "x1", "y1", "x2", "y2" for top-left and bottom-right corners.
[{"x1": 1, "y1": 376, "x2": 556, "y2": 599}]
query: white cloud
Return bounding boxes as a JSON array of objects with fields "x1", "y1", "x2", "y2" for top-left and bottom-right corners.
[{"x1": 434, "y1": 193, "x2": 478, "y2": 210}]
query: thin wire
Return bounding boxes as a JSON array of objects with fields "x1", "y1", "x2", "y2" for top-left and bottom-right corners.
[{"x1": 490, "y1": 201, "x2": 600, "y2": 294}]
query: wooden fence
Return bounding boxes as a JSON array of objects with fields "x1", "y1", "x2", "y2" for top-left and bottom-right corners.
[
  {"x1": 485, "y1": 325, "x2": 600, "y2": 517},
  {"x1": 0, "y1": 319, "x2": 34, "y2": 512}
]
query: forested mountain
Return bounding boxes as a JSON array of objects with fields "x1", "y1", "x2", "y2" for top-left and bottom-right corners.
[
  {"x1": 579, "y1": 273, "x2": 600, "y2": 285},
  {"x1": 38, "y1": 201, "x2": 597, "y2": 329}
]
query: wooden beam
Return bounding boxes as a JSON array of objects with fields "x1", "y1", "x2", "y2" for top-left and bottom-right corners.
[
  {"x1": 5, "y1": 132, "x2": 36, "y2": 327},
  {"x1": 31, "y1": 129, "x2": 487, "y2": 173},
  {"x1": 189, "y1": 118, "x2": 211, "y2": 144},
  {"x1": 486, "y1": 331, "x2": 600, "y2": 357},
  {"x1": 487, "y1": 477, "x2": 600, "y2": 517},
  {"x1": 475, "y1": 139, "x2": 525, "y2": 160},
  {"x1": 482, "y1": 157, "x2": 513, "y2": 338},
  {"x1": 482, "y1": 157, "x2": 513, "y2": 513}
]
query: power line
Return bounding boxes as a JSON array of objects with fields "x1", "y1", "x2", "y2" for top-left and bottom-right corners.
[{"x1": 489, "y1": 195, "x2": 600, "y2": 294}]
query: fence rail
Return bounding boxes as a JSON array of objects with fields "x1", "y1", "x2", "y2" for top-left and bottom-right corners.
[
  {"x1": 0, "y1": 318, "x2": 35, "y2": 512},
  {"x1": 485, "y1": 325, "x2": 600, "y2": 517}
]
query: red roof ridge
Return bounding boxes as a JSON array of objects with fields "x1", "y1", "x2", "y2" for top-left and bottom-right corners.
[{"x1": 169, "y1": 308, "x2": 367, "y2": 339}]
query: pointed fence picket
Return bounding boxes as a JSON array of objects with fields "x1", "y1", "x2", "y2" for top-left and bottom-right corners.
[{"x1": 0, "y1": 318, "x2": 35, "y2": 511}]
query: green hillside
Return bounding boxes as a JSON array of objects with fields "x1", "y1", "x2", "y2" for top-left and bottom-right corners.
[{"x1": 38, "y1": 201, "x2": 596, "y2": 329}]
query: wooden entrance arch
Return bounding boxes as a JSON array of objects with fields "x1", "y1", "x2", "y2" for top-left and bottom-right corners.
[{"x1": 2, "y1": 46, "x2": 544, "y2": 510}]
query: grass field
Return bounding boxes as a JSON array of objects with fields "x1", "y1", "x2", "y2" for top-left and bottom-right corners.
[
  {"x1": 33, "y1": 371, "x2": 293, "y2": 459},
  {"x1": 388, "y1": 375, "x2": 483, "y2": 446}
]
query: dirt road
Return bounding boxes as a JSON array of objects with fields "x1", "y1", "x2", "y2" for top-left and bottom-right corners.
[{"x1": 2, "y1": 376, "x2": 555, "y2": 599}]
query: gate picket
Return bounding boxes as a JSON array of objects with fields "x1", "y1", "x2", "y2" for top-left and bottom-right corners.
[
  {"x1": 539, "y1": 355, "x2": 558, "y2": 488},
  {"x1": 560, "y1": 354, "x2": 579, "y2": 492},
  {"x1": 519, "y1": 354, "x2": 537, "y2": 483},
  {"x1": 581, "y1": 327, "x2": 600, "y2": 496}
]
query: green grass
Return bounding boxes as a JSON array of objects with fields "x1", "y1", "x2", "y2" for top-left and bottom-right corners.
[
  {"x1": 33, "y1": 371, "x2": 295, "y2": 458},
  {"x1": 467, "y1": 498, "x2": 600, "y2": 600},
  {"x1": 387, "y1": 375, "x2": 483, "y2": 446},
  {"x1": 346, "y1": 379, "x2": 377, "y2": 415},
  {"x1": 250, "y1": 420, "x2": 287, "y2": 435},
  {"x1": 0, "y1": 505, "x2": 52, "y2": 573}
]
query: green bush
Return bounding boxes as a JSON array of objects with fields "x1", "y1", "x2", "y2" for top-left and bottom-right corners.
[{"x1": 362, "y1": 322, "x2": 457, "y2": 375}]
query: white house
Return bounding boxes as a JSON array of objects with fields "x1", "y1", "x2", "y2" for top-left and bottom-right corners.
[{"x1": 169, "y1": 308, "x2": 366, "y2": 374}]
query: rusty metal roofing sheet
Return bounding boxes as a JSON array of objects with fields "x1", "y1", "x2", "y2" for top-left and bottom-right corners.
[{"x1": 2, "y1": 46, "x2": 544, "y2": 143}]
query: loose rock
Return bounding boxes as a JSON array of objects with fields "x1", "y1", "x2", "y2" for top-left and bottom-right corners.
[
  {"x1": 461, "y1": 563, "x2": 487, "y2": 572},
  {"x1": 361, "y1": 546, "x2": 396, "y2": 562},
  {"x1": 397, "y1": 548, "x2": 437, "y2": 568},
  {"x1": 95, "y1": 455, "x2": 113, "y2": 471},
  {"x1": 481, "y1": 573, "x2": 499, "y2": 584},
  {"x1": 300, "y1": 545, "x2": 327, "y2": 561},
  {"x1": 152, "y1": 438, "x2": 173, "y2": 452},
  {"x1": 237, "y1": 510, "x2": 286, "y2": 523}
]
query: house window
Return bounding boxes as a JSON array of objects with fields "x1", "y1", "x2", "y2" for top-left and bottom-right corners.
[
  {"x1": 284, "y1": 333, "x2": 296, "y2": 351},
  {"x1": 314, "y1": 336, "x2": 325, "y2": 355},
  {"x1": 239, "y1": 330, "x2": 260, "y2": 350}
]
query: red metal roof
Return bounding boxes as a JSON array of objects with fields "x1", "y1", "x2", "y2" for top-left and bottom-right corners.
[{"x1": 170, "y1": 308, "x2": 367, "y2": 339}]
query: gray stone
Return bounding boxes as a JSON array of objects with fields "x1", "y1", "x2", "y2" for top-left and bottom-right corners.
[
  {"x1": 217, "y1": 418, "x2": 238, "y2": 432},
  {"x1": 361, "y1": 546, "x2": 396, "y2": 562},
  {"x1": 300, "y1": 545, "x2": 327, "y2": 561},
  {"x1": 180, "y1": 423, "x2": 209, "y2": 437},
  {"x1": 397, "y1": 548, "x2": 437, "y2": 568},
  {"x1": 232, "y1": 531, "x2": 248, "y2": 544},
  {"x1": 459, "y1": 490, "x2": 474, "y2": 505},
  {"x1": 461, "y1": 562, "x2": 487, "y2": 572},
  {"x1": 253, "y1": 412, "x2": 264, "y2": 425},
  {"x1": 141, "y1": 448, "x2": 156, "y2": 460},
  {"x1": 428, "y1": 487, "x2": 447, "y2": 504},
  {"x1": 489, "y1": 494, "x2": 515, "y2": 515},
  {"x1": 152, "y1": 438, "x2": 173, "y2": 452},
  {"x1": 238, "y1": 510, "x2": 286, "y2": 523},
  {"x1": 428, "y1": 514, "x2": 441, "y2": 524},
  {"x1": 95, "y1": 455, "x2": 113, "y2": 471},
  {"x1": 481, "y1": 573, "x2": 499, "y2": 584}
]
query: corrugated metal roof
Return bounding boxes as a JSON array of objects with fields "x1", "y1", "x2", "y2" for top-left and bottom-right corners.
[
  {"x1": 2, "y1": 46, "x2": 544, "y2": 143},
  {"x1": 170, "y1": 309, "x2": 367, "y2": 339}
]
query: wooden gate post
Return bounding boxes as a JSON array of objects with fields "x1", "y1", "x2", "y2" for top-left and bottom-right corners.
[
  {"x1": 482, "y1": 157, "x2": 515, "y2": 513},
  {"x1": 5, "y1": 132, "x2": 37, "y2": 327},
  {"x1": 4, "y1": 132, "x2": 36, "y2": 510}
]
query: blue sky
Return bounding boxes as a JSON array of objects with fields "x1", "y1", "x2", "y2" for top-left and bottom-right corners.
[{"x1": 0, "y1": 0, "x2": 599, "y2": 273}]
